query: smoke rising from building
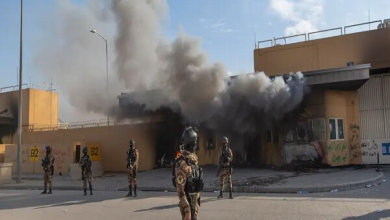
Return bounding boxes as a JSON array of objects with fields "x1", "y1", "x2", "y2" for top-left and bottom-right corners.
[{"x1": 33, "y1": 0, "x2": 308, "y2": 131}]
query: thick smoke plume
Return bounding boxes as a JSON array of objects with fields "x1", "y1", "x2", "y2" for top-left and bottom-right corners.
[{"x1": 33, "y1": 0, "x2": 308, "y2": 132}]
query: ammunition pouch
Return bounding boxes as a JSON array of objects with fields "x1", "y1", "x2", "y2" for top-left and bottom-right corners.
[{"x1": 185, "y1": 166, "x2": 204, "y2": 193}]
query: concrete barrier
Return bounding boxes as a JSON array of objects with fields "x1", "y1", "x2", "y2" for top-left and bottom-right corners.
[
  {"x1": 68, "y1": 162, "x2": 104, "y2": 181},
  {"x1": 0, "y1": 163, "x2": 13, "y2": 184}
]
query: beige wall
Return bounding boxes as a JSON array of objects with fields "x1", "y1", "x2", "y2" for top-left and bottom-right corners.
[
  {"x1": 27, "y1": 89, "x2": 58, "y2": 128},
  {"x1": 324, "y1": 90, "x2": 361, "y2": 166},
  {"x1": 0, "y1": 89, "x2": 30, "y2": 124},
  {"x1": 254, "y1": 28, "x2": 390, "y2": 76},
  {"x1": 5, "y1": 123, "x2": 157, "y2": 175},
  {"x1": 0, "y1": 88, "x2": 58, "y2": 129}
]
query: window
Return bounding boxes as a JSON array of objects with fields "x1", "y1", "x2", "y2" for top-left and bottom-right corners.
[
  {"x1": 296, "y1": 121, "x2": 309, "y2": 144},
  {"x1": 310, "y1": 118, "x2": 326, "y2": 141},
  {"x1": 329, "y1": 118, "x2": 344, "y2": 140}
]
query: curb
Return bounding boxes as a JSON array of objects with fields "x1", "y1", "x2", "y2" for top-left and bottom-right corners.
[
  {"x1": 120, "y1": 172, "x2": 386, "y2": 194},
  {"x1": 1, "y1": 172, "x2": 384, "y2": 194}
]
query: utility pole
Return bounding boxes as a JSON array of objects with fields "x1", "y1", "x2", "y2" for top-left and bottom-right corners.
[{"x1": 16, "y1": 0, "x2": 24, "y2": 184}]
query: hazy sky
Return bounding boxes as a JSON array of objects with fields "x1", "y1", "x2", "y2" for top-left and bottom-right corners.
[{"x1": 1, "y1": 0, "x2": 389, "y2": 121}]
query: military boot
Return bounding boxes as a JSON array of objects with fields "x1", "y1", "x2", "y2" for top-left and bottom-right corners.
[
  {"x1": 89, "y1": 183, "x2": 93, "y2": 195},
  {"x1": 48, "y1": 189, "x2": 52, "y2": 194},
  {"x1": 41, "y1": 189, "x2": 47, "y2": 194},
  {"x1": 126, "y1": 186, "x2": 132, "y2": 197},
  {"x1": 84, "y1": 189, "x2": 87, "y2": 196},
  {"x1": 217, "y1": 190, "x2": 223, "y2": 198},
  {"x1": 229, "y1": 190, "x2": 233, "y2": 199}
]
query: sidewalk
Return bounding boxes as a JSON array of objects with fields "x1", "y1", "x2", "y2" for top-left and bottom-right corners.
[{"x1": 0, "y1": 167, "x2": 385, "y2": 193}]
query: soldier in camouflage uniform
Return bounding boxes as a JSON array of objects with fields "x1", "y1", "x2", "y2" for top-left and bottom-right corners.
[
  {"x1": 41, "y1": 145, "x2": 55, "y2": 194},
  {"x1": 80, "y1": 146, "x2": 93, "y2": 195},
  {"x1": 173, "y1": 127, "x2": 204, "y2": 220},
  {"x1": 217, "y1": 137, "x2": 233, "y2": 199},
  {"x1": 126, "y1": 139, "x2": 139, "y2": 197}
]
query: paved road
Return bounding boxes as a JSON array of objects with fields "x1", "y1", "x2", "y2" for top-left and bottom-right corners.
[
  {"x1": 2, "y1": 168, "x2": 390, "y2": 220},
  {"x1": 1, "y1": 182, "x2": 390, "y2": 220}
]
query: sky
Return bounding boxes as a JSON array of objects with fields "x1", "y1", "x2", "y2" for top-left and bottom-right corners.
[{"x1": 1, "y1": 0, "x2": 390, "y2": 122}]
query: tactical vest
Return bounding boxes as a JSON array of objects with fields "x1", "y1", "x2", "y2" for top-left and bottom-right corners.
[
  {"x1": 127, "y1": 149, "x2": 136, "y2": 162},
  {"x1": 172, "y1": 155, "x2": 204, "y2": 193}
]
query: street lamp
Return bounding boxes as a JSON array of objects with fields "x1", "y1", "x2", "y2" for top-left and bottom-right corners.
[
  {"x1": 16, "y1": 0, "x2": 23, "y2": 184},
  {"x1": 90, "y1": 29, "x2": 109, "y2": 125}
]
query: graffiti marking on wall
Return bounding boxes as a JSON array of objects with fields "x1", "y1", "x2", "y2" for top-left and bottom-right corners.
[
  {"x1": 328, "y1": 141, "x2": 348, "y2": 165},
  {"x1": 348, "y1": 123, "x2": 361, "y2": 163}
]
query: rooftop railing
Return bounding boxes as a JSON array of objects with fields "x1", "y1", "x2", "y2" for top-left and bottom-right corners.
[{"x1": 257, "y1": 19, "x2": 388, "y2": 49}]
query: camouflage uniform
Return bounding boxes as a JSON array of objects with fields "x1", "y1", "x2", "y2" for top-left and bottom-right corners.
[
  {"x1": 127, "y1": 140, "x2": 139, "y2": 197},
  {"x1": 173, "y1": 127, "x2": 204, "y2": 220},
  {"x1": 80, "y1": 147, "x2": 93, "y2": 195},
  {"x1": 41, "y1": 146, "x2": 55, "y2": 194},
  {"x1": 175, "y1": 151, "x2": 201, "y2": 220},
  {"x1": 218, "y1": 137, "x2": 233, "y2": 199}
]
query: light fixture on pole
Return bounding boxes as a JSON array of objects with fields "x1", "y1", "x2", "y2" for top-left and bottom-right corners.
[{"x1": 90, "y1": 29, "x2": 109, "y2": 125}]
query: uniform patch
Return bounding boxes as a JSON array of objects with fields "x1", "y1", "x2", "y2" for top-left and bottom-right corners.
[{"x1": 177, "y1": 175, "x2": 185, "y2": 185}]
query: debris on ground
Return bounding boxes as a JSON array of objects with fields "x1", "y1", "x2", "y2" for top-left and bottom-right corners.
[
  {"x1": 297, "y1": 191, "x2": 309, "y2": 194},
  {"x1": 330, "y1": 189, "x2": 338, "y2": 193},
  {"x1": 365, "y1": 184, "x2": 372, "y2": 188}
]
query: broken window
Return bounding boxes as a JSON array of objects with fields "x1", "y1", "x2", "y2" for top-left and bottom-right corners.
[
  {"x1": 310, "y1": 118, "x2": 326, "y2": 141},
  {"x1": 296, "y1": 121, "x2": 308, "y2": 144},
  {"x1": 206, "y1": 137, "x2": 216, "y2": 149}
]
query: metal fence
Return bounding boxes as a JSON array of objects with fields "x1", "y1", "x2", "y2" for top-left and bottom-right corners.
[
  {"x1": 257, "y1": 19, "x2": 387, "y2": 48},
  {"x1": 23, "y1": 116, "x2": 164, "y2": 132}
]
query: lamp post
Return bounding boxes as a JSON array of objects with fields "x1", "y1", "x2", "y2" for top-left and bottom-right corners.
[
  {"x1": 90, "y1": 29, "x2": 109, "y2": 125},
  {"x1": 17, "y1": 0, "x2": 24, "y2": 184}
]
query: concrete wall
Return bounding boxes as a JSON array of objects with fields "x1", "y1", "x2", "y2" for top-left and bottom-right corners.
[
  {"x1": 254, "y1": 28, "x2": 390, "y2": 76},
  {"x1": 5, "y1": 123, "x2": 157, "y2": 175}
]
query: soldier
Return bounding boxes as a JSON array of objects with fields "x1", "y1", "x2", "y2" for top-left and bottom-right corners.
[
  {"x1": 126, "y1": 139, "x2": 139, "y2": 197},
  {"x1": 41, "y1": 145, "x2": 55, "y2": 194},
  {"x1": 80, "y1": 147, "x2": 93, "y2": 196},
  {"x1": 217, "y1": 137, "x2": 233, "y2": 199},
  {"x1": 173, "y1": 127, "x2": 204, "y2": 220}
]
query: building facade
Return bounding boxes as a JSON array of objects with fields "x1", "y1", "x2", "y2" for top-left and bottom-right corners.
[{"x1": 256, "y1": 20, "x2": 390, "y2": 167}]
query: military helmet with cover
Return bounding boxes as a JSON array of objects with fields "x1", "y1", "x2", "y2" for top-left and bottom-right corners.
[
  {"x1": 45, "y1": 145, "x2": 52, "y2": 153},
  {"x1": 181, "y1": 126, "x2": 198, "y2": 152},
  {"x1": 129, "y1": 139, "x2": 135, "y2": 147}
]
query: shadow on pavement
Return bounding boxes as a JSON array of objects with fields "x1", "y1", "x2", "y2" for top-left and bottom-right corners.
[
  {"x1": 342, "y1": 209, "x2": 390, "y2": 220},
  {"x1": 134, "y1": 198, "x2": 218, "y2": 212},
  {"x1": 0, "y1": 190, "x2": 175, "y2": 210}
]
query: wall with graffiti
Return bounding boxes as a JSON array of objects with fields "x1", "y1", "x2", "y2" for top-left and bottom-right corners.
[
  {"x1": 4, "y1": 144, "x2": 72, "y2": 175},
  {"x1": 361, "y1": 139, "x2": 390, "y2": 164}
]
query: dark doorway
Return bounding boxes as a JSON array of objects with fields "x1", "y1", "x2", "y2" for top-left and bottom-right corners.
[{"x1": 75, "y1": 145, "x2": 81, "y2": 163}]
